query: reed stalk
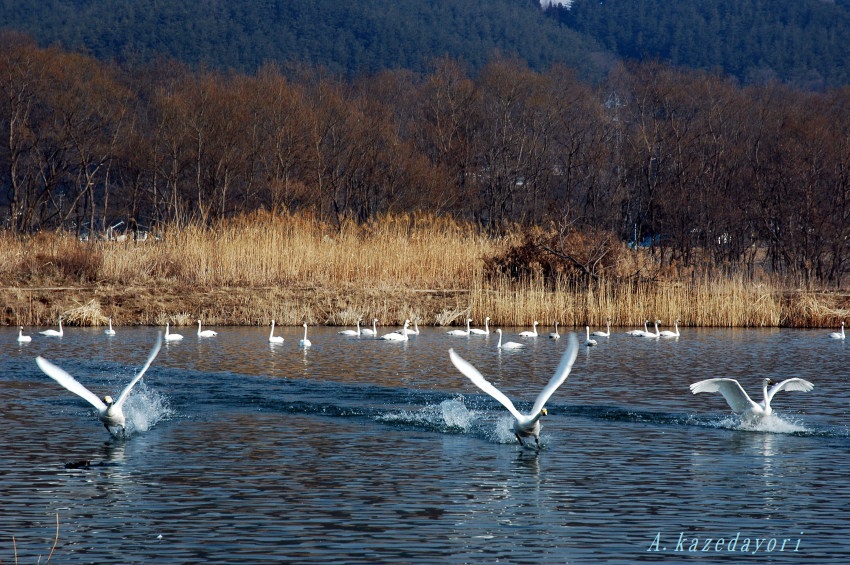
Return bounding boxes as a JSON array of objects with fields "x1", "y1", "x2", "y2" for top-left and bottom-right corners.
[{"x1": 1, "y1": 211, "x2": 847, "y2": 328}]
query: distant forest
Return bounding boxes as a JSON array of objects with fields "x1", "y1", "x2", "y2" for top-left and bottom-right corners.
[
  {"x1": 3, "y1": 0, "x2": 850, "y2": 88},
  {"x1": 3, "y1": 34, "x2": 850, "y2": 285},
  {"x1": 0, "y1": 0, "x2": 606, "y2": 79},
  {"x1": 552, "y1": 0, "x2": 850, "y2": 89}
]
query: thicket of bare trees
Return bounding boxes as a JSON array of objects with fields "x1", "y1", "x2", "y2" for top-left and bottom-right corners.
[{"x1": 2, "y1": 33, "x2": 850, "y2": 285}]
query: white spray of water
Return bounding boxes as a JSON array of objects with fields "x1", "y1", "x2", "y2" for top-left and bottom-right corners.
[
  {"x1": 377, "y1": 398, "x2": 475, "y2": 432},
  {"x1": 120, "y1": 382, "x2": 173, "y2": 436},
  {"x1": 439, "y1": 398, "x2": 475, "y2": 430},
  {"x1": 736, "y1": 413, "x2": 809, "y2": 434}
]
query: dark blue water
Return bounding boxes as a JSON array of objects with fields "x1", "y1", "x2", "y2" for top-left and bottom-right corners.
[{"x1": 2, "y1": 324, "x2": 849, "y2": 563}]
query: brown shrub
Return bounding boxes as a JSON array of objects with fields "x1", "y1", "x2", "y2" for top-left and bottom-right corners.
[{"x1": 484, "y1": 226, "x2": 631, "y2": 286}]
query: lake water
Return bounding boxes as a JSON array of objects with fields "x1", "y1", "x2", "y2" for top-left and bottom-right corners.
[{"x1": 1, "y1": 323, "x2": 848, "y2": 563}]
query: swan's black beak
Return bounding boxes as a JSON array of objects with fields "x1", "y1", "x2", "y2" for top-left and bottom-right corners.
[{"x1": 541, "y1": 408, "x2": 548, "y2": 416}]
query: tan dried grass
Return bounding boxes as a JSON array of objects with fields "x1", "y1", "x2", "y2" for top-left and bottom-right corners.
[{"x1": 0, "y1": 212, "x2": 844, "y2": 327}]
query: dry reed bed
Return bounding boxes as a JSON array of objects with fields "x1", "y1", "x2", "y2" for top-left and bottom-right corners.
[{"x1": 1, "y1": 212, "x2": 848, "y2": 328}]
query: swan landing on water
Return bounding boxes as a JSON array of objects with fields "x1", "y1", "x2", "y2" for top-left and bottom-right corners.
[
  {"x1": 35, "y1": 334, "x2": 163, "y2": 436},
  {"x1": 689, "y1": 377, "x2": 814, "y2": 423},
  {"x1": 449, "y1": 333, "x2": 578, "y2": 450}
]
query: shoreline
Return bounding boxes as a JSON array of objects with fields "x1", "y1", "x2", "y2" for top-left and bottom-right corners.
[
  {"x1": 3, "y1": 283, "x2": 848, "y2": 330},
  {"x1": 2, "y1": 214, "x2": 848, "y2": 330}
]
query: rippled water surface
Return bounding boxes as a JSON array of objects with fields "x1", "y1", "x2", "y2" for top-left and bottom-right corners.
[{"x1": 2, "y1": 324, "x2": 849, "y2": 563}]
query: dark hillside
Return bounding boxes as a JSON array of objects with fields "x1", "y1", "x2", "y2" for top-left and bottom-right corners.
[
  {"x1": 551, "y1": 0, "x2": 850, "y2": 88},
  {"x1": 0, "y1": 0, "x2": 606, "y2": 78}
]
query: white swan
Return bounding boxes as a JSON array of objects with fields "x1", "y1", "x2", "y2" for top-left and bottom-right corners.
[
  {"x1": 518, "y1": 321, "x2": 539, "y2": 337},
  {"x1": 496, "y1": 328, "x2": 525, "y2": 350},
  {"x1": 35, "y1": 334, "x2": 163, "y2": 435},
  {"x1": 338, "y1": 318, "x2": 362, "y2": 336},
  {"x1": 449, "y1": 333, "x2": 578, "y2": 449},
  {"x1": 164, "y1": 322, "x2": 183, "y2": 341},
  {"x1": 447, "y1": 317, "x2": 473, "y2": 336},
  {"x1": 470, "y1": 316, "x2": 491, "y2": 335},
  {"x1": 591, "y1": 318, "x2": 611, "y2": 337},
  {"x1": 17, "y1": 326, "x2": 32, "y2": 343},
  {"x1": 659, "y1": 319, "x2": 680, "y2": 338},
  {"x1": 39, "y1": 316, "x2": 63, "y2": 337},
  {"x1": 549, "y1": 321, "x2": 561, "y2": 340},
  {"x1": 105, "y1": 317, "x2": 116, "y2": 336},
  {"x1": 268, "y1": 320, "x2": 284, "y2": 344},
  {"x1": 829, "y1": 322, "x2": 845, "y2": 339},
  {"x1": 626, "y1": 320, "x2": 649, "y2": 336},
  {"x1": 690, "y1": 377, "x2": 814, "y2": 421},
  {"x1": 381, "y1": 320, "x2": 410, "y2": 341},
  {"x1": 584, "y1": 326, "x2": 597, "y2": 347},
  {"x1": 408, "y1": 318, "x2": 421, "y2": 335},
  {"x1": 361, "y1": 318, "x2": 379, "y2": 337},
  {"x1": 639, "y1": 319, "x2": 661, "y2": 338},
  {"x1": 197, "y1": 319, "x2": 218, "y2": 338},
  {"x1": 299, "y1": 322, "x2": 312, "y2": 348}
]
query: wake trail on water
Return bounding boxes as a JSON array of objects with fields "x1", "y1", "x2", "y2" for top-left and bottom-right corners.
[{"x1": 162, "y1": 371, "x2": 846, "y2": 441}]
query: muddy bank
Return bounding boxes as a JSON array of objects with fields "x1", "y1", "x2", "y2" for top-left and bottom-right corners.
[
  {"x1": 0, "y1": 284, "x2": 471, "y2": 328},
  {"x1": 3, "y1": 283, "x2": 849, "y2": 329}
]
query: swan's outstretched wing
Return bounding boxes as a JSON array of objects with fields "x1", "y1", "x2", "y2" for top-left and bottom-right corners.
[
  {"x1": 115, "y1": 333, "x2": 163, "y2": 408},
  {"x1": 36, "y1": 356, "x2": 106, "y2": 411},
  {"x1": 689, "y1": 378, "x2": 757, "y2": 413},
  {"x1": 449, "y1": 349, "x2": 523, "y2": 421},
  {"x1": 531, "y1": 333, "x2": 578, "y2": 416},
  {"x1": 766, "y1": 378, "x2": 814, "y2": 404}
]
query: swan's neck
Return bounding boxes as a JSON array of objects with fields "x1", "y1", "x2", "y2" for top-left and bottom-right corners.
[
  {"x1": 761, "y1": 381, "x2": 772, "y2": 414},
  {"x1": 269, "y1": 321, "x2": 275, "y2": 338},
  {"x1": 497, "y1": 332, "x2": 502, "y2": 348}
]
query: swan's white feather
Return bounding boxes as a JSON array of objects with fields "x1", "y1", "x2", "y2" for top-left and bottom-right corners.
[
  {"x1": 114, "y1": 334, "x2": 163, "y2": 408},
  {"x1": 448, "y1": 350, "x2": 524, "y2": 422},
  {"x1": 766, "y1": 378, "x2": 814, "y2": 402},
  {"x1": 36, "y1": 357, "x2": 107, "y2": 411},
  {"x1": 690, "y1": 378, "x2": 758, "y2": 413},
  {"x1": 531, "y1": 334, "x2": 578, "y2": 416},
  {"x1": 449, "y1": 333, "x2": 578, "y2": 429}
]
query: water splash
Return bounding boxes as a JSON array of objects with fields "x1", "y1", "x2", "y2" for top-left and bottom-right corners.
[
  {"x1": 736, "y1": 413, "x2": 809, "y2": 434},
  {"x1": 696, "y1": 412, "x2": 810, "y2": 434},
  {"x1": 121, "y1": 382, "x2": 173, "y2": 436},
  {"x1": 490, "y1": 415, "x2": 518, "y2": 444},
  {"x1": 376, "y1": 398, "x2": 476, "y2": 433},
  {"x1": 438, "y1": 398, "x2": 475, "y2": 430}
]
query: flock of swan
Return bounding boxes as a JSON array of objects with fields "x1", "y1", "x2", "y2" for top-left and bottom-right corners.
[{"x1": 18, "y1": 314, "x2": 835, "y2": 445}]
